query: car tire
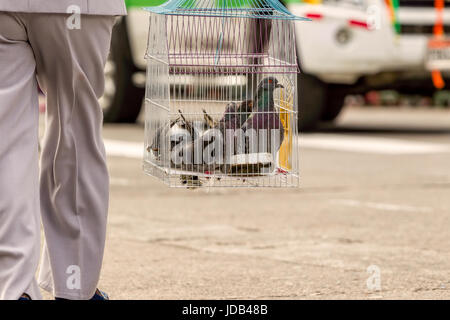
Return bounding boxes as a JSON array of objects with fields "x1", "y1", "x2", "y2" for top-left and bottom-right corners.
[
  {"x1": 321, "y1": 86, "x2": 347, "y2": 122},
  {"x1": 298, "y1": 73, "x2": 327, "y2": 131},
  {"x1": 102, "y1": 17, "x2": 145, "y2": 123}
]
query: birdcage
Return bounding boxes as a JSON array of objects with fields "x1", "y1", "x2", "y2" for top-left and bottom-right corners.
[{"x1": 143, "y1": 0, "x2": 308, "y2": 188}]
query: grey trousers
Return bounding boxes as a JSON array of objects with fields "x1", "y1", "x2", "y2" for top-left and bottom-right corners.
[{"x1": 0, "y1": 13, "x2": 115, "y2": 300}]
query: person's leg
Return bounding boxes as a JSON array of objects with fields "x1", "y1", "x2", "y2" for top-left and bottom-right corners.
[
  {"x1": 0, "y1": 13, "x2": 42, "y2": 300},
  {"x1": 24, "y1": 13, "x2": 115, "y2": 300}
]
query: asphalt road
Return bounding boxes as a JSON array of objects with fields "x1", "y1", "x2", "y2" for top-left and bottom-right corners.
[{"x1": 41, "y1": 106, "x2": 450, "y2": 299}]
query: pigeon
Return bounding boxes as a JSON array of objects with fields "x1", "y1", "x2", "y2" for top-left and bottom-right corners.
[
  {"x1": 222, "y1": 100, "x2": 253, "y2": 129},
  {"x1": 147, "y1": 110, "x2": 195, "y2": 159},
  {"x1": 177, "y1": 100, "x2": 254, "y2": 183},
  {"x1": 203, "y1": 99, "x2": 253, "y2": 132},
  {"x1": 147, "y1": 118, "x2": 179, "y2": 158},
  {"x1": 241, "y1": 77, "x2": 285, "y2": 155}
]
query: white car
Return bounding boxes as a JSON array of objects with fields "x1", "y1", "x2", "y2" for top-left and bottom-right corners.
[
  {"x1": 103, "y1": 0, "x2": 450, "y2": 129},
  {"x1": 291, "y1": 0, "x2": 450, "y2": 128}
]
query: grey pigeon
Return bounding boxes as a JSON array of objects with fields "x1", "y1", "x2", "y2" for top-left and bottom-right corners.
[{"x1": 147, "y1": 110, "x2": 195, "y2": 158}]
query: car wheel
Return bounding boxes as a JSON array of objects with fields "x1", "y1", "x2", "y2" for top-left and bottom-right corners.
[
  {"x1": 101, "y1": 17, "x2": 145, "y2": 123},
  {"x1": 321, "y1": 86, "x2": 347, "y2": 122},
  {"x1": 298, "y1": 73, "x2": 327, "y2": 131}
]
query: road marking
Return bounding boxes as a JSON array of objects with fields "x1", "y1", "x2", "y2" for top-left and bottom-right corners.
[
  {"x1": 332, "y1": 199, "x2": 433, "y2": 213},
  {"x1": 104, "y1": 139, "x2": 143, "y2": 159},
  {"x1": 300, "y1": 134, "x2": 450, "y2": 155}
]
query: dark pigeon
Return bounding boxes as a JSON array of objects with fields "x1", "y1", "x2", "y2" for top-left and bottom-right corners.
[
  {"x1": 241, "y1": 77, "x2": 285, "y2": 155},
  {"x1": 202, "y1": 99, "x2": 253, "y2": 132},
  {"x1": 217, "y1": 99, "x2": 253, "y2": 132}
]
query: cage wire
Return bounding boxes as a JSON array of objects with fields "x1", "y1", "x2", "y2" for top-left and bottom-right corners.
[{"x1": 143, "y1": 0, "x2": 308, "y2": 188}]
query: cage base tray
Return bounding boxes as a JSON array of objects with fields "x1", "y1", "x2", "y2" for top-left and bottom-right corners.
[{"x1": 225, "y1": 152, "x2": 273, "y2": 176}]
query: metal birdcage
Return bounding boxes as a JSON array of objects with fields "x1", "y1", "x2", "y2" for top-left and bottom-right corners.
[{"x1": 143, "y1": 0, "x2": 308, "y2": 188}]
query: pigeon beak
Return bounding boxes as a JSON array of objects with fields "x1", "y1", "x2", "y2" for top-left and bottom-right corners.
[{"x1": 276, "y1": 83, "x2": 284, "y2": 89}]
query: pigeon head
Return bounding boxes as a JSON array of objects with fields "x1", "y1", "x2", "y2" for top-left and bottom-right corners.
[
  {"x1": 222, "y1": 102, "x2": 237, "y2": 121},
  {"x1": 224, "y1": 102, "x2": 237, "y2": 114},
  {"x1": 218, "y1": 102, "x2": 239, "y2": 127},
  {"x1": 257, "y1": 77, "x2": 284, "y2": 92},
  {"x1": 254, "y1": 77, "x2": 283, "y2": 111}
]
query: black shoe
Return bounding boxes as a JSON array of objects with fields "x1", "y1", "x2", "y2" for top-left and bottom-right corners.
[
  {"x1": 90, "y1": 289, "x2": 109, "y2": 300},
  {"x1": 18, "y1": 293, "x2": 31, "y2": 300}
]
